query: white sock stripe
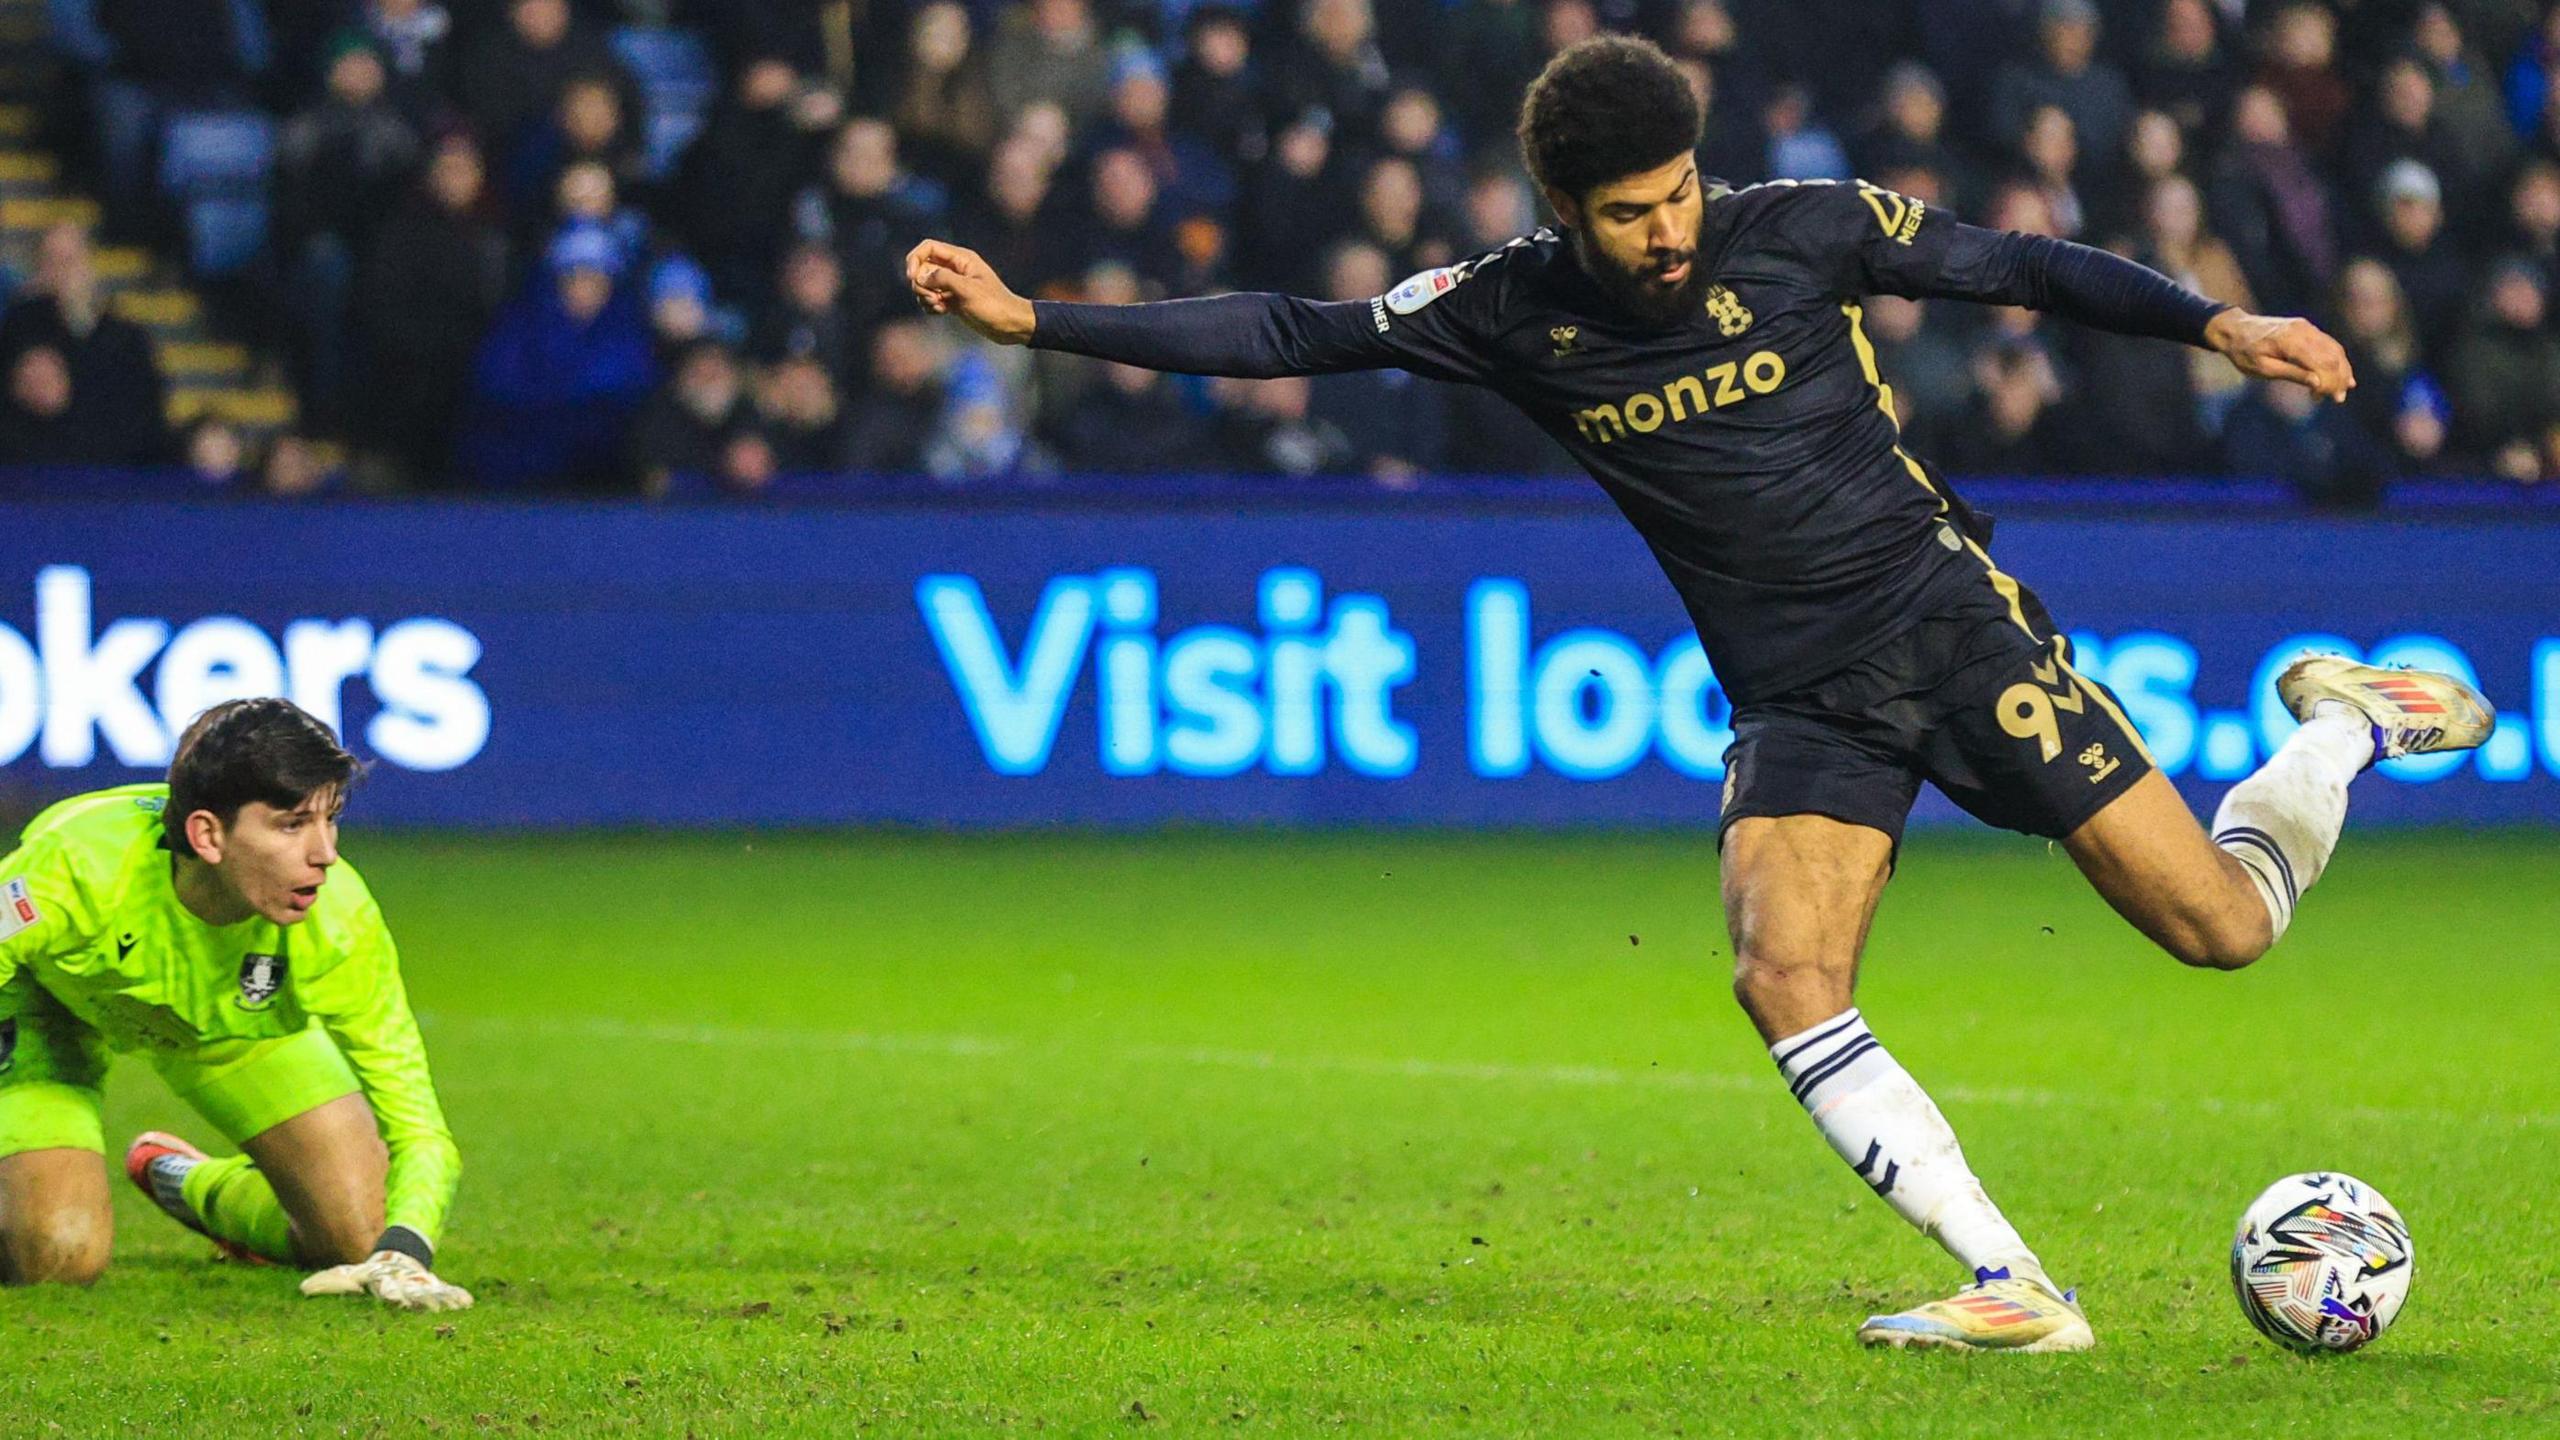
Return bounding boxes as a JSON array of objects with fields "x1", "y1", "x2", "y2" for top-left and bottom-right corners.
[
  {"x1": 1789, "y1": 1034, "x2": 1884, "y2": 1103},
  {"x1": 2215, "y1": 826, "x2": 2300, "y2": 904},
  {"x1": 1770, "y1": 1009, "x2": 1863, "y2": 1069}
]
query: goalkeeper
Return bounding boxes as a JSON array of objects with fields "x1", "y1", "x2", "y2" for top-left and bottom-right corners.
[{"x1": 0, "y1": 697, "x2": 469, "y2": 1310}]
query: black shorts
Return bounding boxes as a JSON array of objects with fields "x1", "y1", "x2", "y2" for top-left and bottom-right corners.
[{"x1": 1717, "y1": 574, "x2": 2153, "y2": 853}]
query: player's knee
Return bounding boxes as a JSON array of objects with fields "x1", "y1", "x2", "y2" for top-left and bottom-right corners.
[
  {"x1": 1729, "y1": 943, "x2": 1851, "y2": 1013},
  {"x1": 2165, "y1": 907, "x2": 2273, "y2": 971},
  {"x1": 295, "y1": 1203, "x2": 383, "y2": 1268},
  {"x1": 7, "y1": 1209, "x2": 110, "y2": 1286}
]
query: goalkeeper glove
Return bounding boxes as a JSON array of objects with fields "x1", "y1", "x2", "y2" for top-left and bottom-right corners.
[{"x1": 301, "y1": 1235, "x2": 473, "y2": 1312}]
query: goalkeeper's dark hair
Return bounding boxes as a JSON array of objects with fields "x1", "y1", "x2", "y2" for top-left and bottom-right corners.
[
  {"x1": 1515, "y1": 35, "x2": 1703, "y2": 206},
  {"x1": 165, "y1": 698, "x2": 362, "y2": 857}
]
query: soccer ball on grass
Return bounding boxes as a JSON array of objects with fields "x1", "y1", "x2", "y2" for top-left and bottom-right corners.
[{"x1": 2229, "y1": 1171, "x2": 2413, "y2": 1354}]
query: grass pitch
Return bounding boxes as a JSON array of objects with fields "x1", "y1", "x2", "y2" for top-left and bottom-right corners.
[{"x1": 4, "y1": 828, "x2": 2556, "y2": 1437}]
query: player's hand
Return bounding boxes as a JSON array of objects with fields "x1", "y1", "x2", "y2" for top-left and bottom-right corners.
[
  {"x1": 2205, "y1": 309, "x2": 2354, "y2": 402},
  {"x1": 300, "y1": 1250, "x2": 475, "y2": 1312},
  {"x1": 906, "y1": 239, "x2": 1036, "y2": 345}
]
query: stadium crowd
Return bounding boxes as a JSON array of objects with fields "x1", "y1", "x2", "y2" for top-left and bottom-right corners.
[{"x1": 2, "y1": 0, "x2": 2558, "y2": 498}]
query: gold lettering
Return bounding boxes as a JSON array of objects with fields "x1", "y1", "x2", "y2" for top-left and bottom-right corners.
[
  {"x1": 1743, "y1": 351, "x2": 1786, "y2": 394},
  {"x1": 1664, "y1": 373, "x2": 1709, "y2": 421},
  {"x1": 1625, "y1": 393, "x2": 1666, "y2": 432},
  {"x1": 1707, "y1": 361, "x2": 1744, "y2": 407},
  {"x1": 1573, "y1": 404, "x2": 1626, "y2": 443}
]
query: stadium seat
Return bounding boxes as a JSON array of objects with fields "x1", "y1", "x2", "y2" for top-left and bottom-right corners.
[
  {"x1": 158, "y1": 111, "x2": 276, "y2": 277},
  {"x1": 183, "y1": 195, "x2": 267, "y2": 276},
  {"x1": 45, "y1": 0, "x2": 114, "y2": 68},
  {"x1": 610, "y1": 26, "x2": 716, "y2": 179},
  {"x1": 158, "y1": 110, "x2": 276, "y2": 195}
]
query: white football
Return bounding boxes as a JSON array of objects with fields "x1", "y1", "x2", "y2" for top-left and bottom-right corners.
[{"x1": 2230, "y1": 1172, "x2": 2414, "y2": 1354}]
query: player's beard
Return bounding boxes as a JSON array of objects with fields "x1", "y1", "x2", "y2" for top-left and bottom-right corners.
[{"x1": 1572, "y1": 222, "x2": 1712, "y2": 331}]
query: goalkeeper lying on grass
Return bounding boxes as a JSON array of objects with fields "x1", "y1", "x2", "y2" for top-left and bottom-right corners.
[{"x1": 0, "y1": 697, "x2": 469, "y2": 1311}]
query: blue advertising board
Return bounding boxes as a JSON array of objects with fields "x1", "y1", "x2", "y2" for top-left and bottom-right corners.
[{"x1": 2, "y1": 499, "x2": 2555, "y2": 828}]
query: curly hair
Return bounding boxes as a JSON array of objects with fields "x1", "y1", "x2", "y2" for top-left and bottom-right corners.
[{"x1": 1515, "y1": 35, "x2": 1703, "y2": 205}]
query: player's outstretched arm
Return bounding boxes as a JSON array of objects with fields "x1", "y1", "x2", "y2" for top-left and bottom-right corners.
[
  {"x1": 904, "y1": 238, "x2": 1487, "y2": 383},
  {"x1": 2201, "y1": 308, "x2": 2355, "y2": 403}
]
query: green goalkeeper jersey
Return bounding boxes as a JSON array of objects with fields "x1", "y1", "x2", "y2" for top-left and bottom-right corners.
[{"x1": 0, "y1": 784, "x2": 460, "y2": 1245}]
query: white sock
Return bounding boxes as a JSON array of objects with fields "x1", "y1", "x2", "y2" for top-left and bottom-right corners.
[
  {"x1": 2211, "y1": 703, "x2": 2374, "y2": 944},
  {"x1": 1770, "y1": 1008, "x2": 2041, "y2": 1282}
]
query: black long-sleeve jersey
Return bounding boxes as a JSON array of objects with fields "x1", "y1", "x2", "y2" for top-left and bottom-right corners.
[{"x1": 1031, "y1": 179, "x2": 2228, "y2": 705}]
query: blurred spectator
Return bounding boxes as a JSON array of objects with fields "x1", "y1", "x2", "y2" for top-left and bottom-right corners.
[
  {"x1": 503, "y1": 69, "x2": 643, "y2": 218},
  {"x1": 90, "y1": 0, "x2": 262, "y2": 226},
  {"x1": 2134, "y1": 0, "x2": 2233, "y2": 136},
  {"x1": 1762, "y1": 83, "x2": 1851, "y2": 181},
  {"x1": 926, "y1": 347, "x2": 1046, "y2": 480},
  {"x1": 1860, "y1": 292, "x2": 1968, "y2": 453},
  {"x1": 2409, "y1": 3, "x2": 2517, "y2": 204},
  {"x1": 1379, "y1": 86, "x2": 1467, "y2": 222},
  {"x1": 1463, "y1": 166, "x2": 1537, "y2": 248},
  {"x1": 1306, "y1": 241, "x2": 1445, "y2": 484},
  {"x1": 2504, "y1": 161, "x2": 2560, "y2": 294},
  {"x1": 1275, "y1": 0, "x2": 1397, "y2": 150},
  {"x1": 1048, "y1": 360, "x2": 1211, "y2": 471},
  {"x1": 1439, "y1": 0, "x2": 1544, "y2": 146},
  {"x1": 459, "y1": 0, "x2": 621, "y2": 160},
  {"x1": 2339, "y1": 58, "x2": 2464, "y2": 234},
  {"x1": 1939, "y1": 339, "x2": 2066, "y2": 474},
  {"x1": 842, "y1": 318, "x2": 946, "y2": 472},
  {"x1": 894, "y1": 2, "x2": 998, "y2": 189},
  {"x1": 1989, "y1": 0, "x2": 2133, "y2": 176},
  {"x1": 1351, "y1": 156, "x2": 1451, "y2": 276},
  {"x1": 749, "y1": 243, "x2": 852, "y2": 378},
  {"x1": 1679, "y1": 55, "x2": 1763, "y2": 187},
  {"x1": 645, "y1": 253, "x2": 717, "y2": 354},
  {"x1": 1215, "y1": 374, "x2": 1357, "y2": 476},
  {"x1": 2207, "y1": 85, "x2": 2335, "y2": 315},
  {"x1": 1860, "y1": 64, "x2": 1970, "y2": 208},
  {"x1": 673, "y1": 56, "x2": 841, "y2": 304},
  {"x1": 985, "y1": 0, "x2": 1113, "y2": 133},
  {"x1": 1094, "y1": 51, "x2": 1238, "y2": 225},
  {"x1": 793, "y1": 117, "x2": 949, "y2": 329},
  {"x1": 0, "y1": 346, "x2": 124, "y2": 464},
  {"x1": 1241, "y1": 116, "x2": 1345, "y2": 290},
  {"x1": 1077, "y1": 146, "x2": 1180, "y2": 287},
  {"x1": 2018, "y1": 104, "x2": 2085, "y2": 238},
  {"x1": 2331, "y1": 256, "x2": 2449, "y2": 480},
  {"x1": 181, "y1": 416, "x2": 251, "y2": 488},
  {"x1": 365, "y1": 0, "x2": 460, "y2": 124},
  {"x1": 0, "y1": 224, "x2": 170, "y2": 463},
  {"x1": 630, "y1": 341, "x2": 754, "y2": 492},
  {"x1": 2137, "y1": 173, "x2": 2252, "y2": 405},
  {"x1": 963, "y1": 135, "x2": 1077, "y2": 296},
  {"x1": 2222, "y1": 377, "x2": 2374, "y2": 506},
  {"x1": 355, "y1": 133, "x2": 508, "y2": 486},
  {"x1": 2068, "y1": 239, "x2": 2212, "y2": 474},
  {"x1": 460, "y1": 222, "x2": 658, "y2": 490},
  {"x1": 2091, "y1": 108, "x2": 2187, "y2": 241},
  {"x1": 749, "y1": 354, "x2": 843, "y2": 471},
  {"x1": 2254, "y1": 3, "x2": 2348, "y2": 158},
  {"x1": 2451, "y1": 259, "x2": 2560, "y2": 482},
  {"x1": 1171, "y1": 6, "x2": 1266, "y2": 169},
  {"x1": 2372, "y1": 160, "x2": 2469, "y2": 363},
  {"x1": 278, "y1": 32, "x2": 422, "y2": 434},
  {"x1": 260, "y1": 432, "x2": 344, "y2": 498},
  {"x1": 2507, "y1": 5, "x2": 2560, "y2": 140}
]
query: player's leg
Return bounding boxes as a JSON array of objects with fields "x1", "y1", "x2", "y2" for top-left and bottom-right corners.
[
  {"x1": 0, "y1": 1148, "x2": 111, "y2": 1285},
  {"x1": 132, "y1": 1026, "x2": 376, "y2": 1266},
  {"x1": 1720, "y1": 692, "x2": 2085, "y2": 1350},
  {"x1": 0, "y1": 983, "x2": 115, "y2": 1284},
  {"x1": 2063, "y1": 658, "x2": 2494, "y2": 967}
]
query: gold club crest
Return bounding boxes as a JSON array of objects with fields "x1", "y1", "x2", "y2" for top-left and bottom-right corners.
[{"x1": 1705, "y1": 285, "x2": 1753, "y2": 337}]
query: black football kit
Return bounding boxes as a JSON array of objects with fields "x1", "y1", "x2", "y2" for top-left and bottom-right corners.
[{"x1": 1028, "y1": 179, "x2": 2233, "y2": 846}]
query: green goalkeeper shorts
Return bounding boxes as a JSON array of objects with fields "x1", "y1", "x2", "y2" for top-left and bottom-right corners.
[{"x1": 0, "y1": 976, "x2": 361, "y2": 1158}]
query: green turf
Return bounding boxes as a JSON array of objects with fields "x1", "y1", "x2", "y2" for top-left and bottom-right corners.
[{"x1": 4, "y1": 828, "x2": 2555, "y2": 1436}]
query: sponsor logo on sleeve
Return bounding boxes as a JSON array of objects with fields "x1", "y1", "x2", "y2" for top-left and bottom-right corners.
[
  {"x1": 1384, "y1": 265, "x2": 1463, "y2": 316},
  {"x1": 1, "y1": 878, "x2": 36, "y2": 939}
]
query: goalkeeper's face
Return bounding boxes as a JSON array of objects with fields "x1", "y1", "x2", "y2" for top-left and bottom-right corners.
[
  {"x1": 200, "y1": 787, "x2": 345, "y2": 926},
  {"x1": 1559, "y1": 154, "x2": 1710, "y2": 330}
]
